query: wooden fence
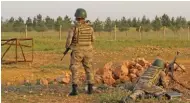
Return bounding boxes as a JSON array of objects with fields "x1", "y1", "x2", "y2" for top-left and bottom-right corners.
[{"x1": 1, "y1": 38, "x2": 33, "y2": 63}]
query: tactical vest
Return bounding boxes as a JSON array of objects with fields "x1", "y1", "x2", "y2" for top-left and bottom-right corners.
[
  {"x1": 135, "y1": 66, "x2": 163, "y2": 88},
  {"x1": 71, "y1": 23, "x2": 93, "y2": 47}
]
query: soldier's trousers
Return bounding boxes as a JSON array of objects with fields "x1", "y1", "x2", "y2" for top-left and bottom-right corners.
[{"x1": 70, "y1": 49, "x2": 94, "y2": 85}]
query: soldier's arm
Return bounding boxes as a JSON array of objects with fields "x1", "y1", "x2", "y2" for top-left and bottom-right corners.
[
  {"x1": 159, "y1": 71, "x2": 169, "y2": 88},
  {"x1": 65, "y1": 28, "x2": 74, "y2": 48}
]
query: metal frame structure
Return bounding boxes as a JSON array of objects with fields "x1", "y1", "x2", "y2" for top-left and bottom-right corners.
[{"x1": 1, "y1": 38, "x2": 33, "y2": 63}]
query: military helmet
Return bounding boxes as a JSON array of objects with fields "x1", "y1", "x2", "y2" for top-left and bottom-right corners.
[
  {"x1": 75, "y1": 8, "x2": 87, "y2": 18},
  {"x1": 152, "y1": 58, "x2": 165, "y2": 68}
]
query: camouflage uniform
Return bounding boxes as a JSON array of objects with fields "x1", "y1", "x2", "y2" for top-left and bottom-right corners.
[
  {"x1": 66, "y1": 22, "x2": 95, "y2": 85},
  {"x1": 122, "y1": 59, "x2": 168, "y2": 102}
]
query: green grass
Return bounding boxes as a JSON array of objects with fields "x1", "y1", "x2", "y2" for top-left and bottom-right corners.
[
  {"x1": 97, "y1": 88, "x2": 130, "y2": 103},
  {"x1": 1, "y1": 29, "x2": 190, "y2": 53}
]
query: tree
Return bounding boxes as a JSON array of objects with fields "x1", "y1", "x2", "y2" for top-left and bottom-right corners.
[
  {"x1": 132, "y1": 17, "x2": 137, "y2": 27},
  {"x1": 54, "y1": 16, "x2": 64, "y2": 31},
  {"x1": 35, "y1": 14, "x2": 48, "y2": 34},
  {"x1": 127, "y1": 18, "x2": 132, "y2": 27},
  {"x1": 169, "y1": 17, "x2": 181, "y2": 34},
  {"x1": 45, "y1": 16, "x2": 54, "y2": 30},
  {"x1": 33, "y1": 17, "x2": 37, "y2": 30},
  {"x1": 62, "y1": 15, "x2": 72, "y2": 31},
  {"x1": 188, "y1": 21, "x2": 190, "y2": 27},
  {"x1": 180, "y1": 17, "x2": 187, "y2": 29},
  {"x1": 135, "y1": 18, "x2": 141, "y2": 32},
  {"x1": 26, "y1": 17, "x2": 33, "y2": 31},
  {"x1": 118, "y1": 17, "x2": 130, "y2": 36},
  {"x1": 1, "y1": 19, "x2": 9, "y2": 32},
  {"x1": 104, "y1": 17, "x2": 113, "y2": 32},
  {"x1": 141, "y1": 15, "x2": 147, "y2": 25},
  {"x1": 161, "y1": 14, "x2": 171, "y2": 27},
  {"x1": 140, "y1": 15, "x2": 152, "y2": 32},
  {"x1": 113, "y1": 19, "x2": 120, "y2": 27},
  {"x1": 93, "y1": 18, "x2": 103, "y2": 34},
  {"x1": 151, "y1": 16, "x2": 162, "y2": 32},
  {"x1": 9, "y1": 17, "x2": 14, "y2": 23},
  {"x1": 13, "y1": 17, "x2": 25, "y2": 33},
  {"x1": 4, "y1": 17, "x2": 15, "y2": 32}
]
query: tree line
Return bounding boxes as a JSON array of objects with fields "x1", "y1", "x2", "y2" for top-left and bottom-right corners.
[{"x1": 1, "y1": 14, "x2": 190, "y2": 34}]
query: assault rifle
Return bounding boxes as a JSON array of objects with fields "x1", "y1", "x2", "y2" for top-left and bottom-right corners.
[
  {"x1": 168, "y1": 51, "x2": 185, "y2": 77},
  {"x1": 168, "y1": 51, "x2": 190, "y2": 91},
  {"x1": 60, "y1": 48, "x2": 70, "y2": 61}
]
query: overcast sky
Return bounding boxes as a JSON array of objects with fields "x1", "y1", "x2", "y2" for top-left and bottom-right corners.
[{"x1": 1, "y1": 1, "x2": 190, "y2": 21}]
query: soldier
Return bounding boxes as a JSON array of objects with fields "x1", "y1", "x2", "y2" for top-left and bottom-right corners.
[
  {"x1": 122, "y1": 58, "x2": 169, "y2": 103},
  {"x1": 65, "y1": 8, "x2": 95, "y2": 96}
]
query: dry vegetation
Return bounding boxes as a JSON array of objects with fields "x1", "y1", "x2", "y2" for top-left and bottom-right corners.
[{"x1": 1, "y1": 30, "x2": 190, "y2": 103}]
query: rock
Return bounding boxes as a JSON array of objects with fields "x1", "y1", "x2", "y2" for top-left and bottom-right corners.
[
  {"x1": 104, "y1": 62, "x2": 113, "y2": 70},
  {"x1": 120, "y1": 76, "x2": 130, "y2": 83},
  {"x1": 145, "y1": 62, "x2": 151, "y2": 68},
  {"x1": 94, "y1": 75, "x2": 103, "y2": 84},
  {"x1": 40, "y1": 78, "x2": 49, "y2": 86},
  {"x1": 53, "y1": 79, "x2": 58, "y2": 84},
  {"x1": 136, "y1": 71, "x2": 142, "y2": 77},
  {"x1": 6, "y1": 82, "x2": 11, "y2": 86},
  {"x1": 24, "y1": 78, "x2": 30, "y2": 84},
  {"x1": 123, "y1": 60, "x2": 130, "y2": 67},
  {"x1": 112, "y1": 62, "x2": 129, "y2": 79},
  {"x1": 96, "y1": 68, "x2": 104, "y2": 75},
  {"x1": 129, "y1": 73, "x2": 137, "y2": 79},
  {"x1": 23, "y1": 78, "x2": 32, "y2": 86},
  {"x1": 127, "y1": 61, "x2": 136, "y2": 69},
  {"x1": 96, "y1": 62, "x2": 113, "y2": 75},
  {"x1": 135, "y1": 58, "x2": 149, "y2": 67},
  {"x1": 56, "y1": 72, "x2": 70, "y2": 84},
  {"x1": 94, "y1": 58, "x2": 152, "y2": 85},
  {"x1": 96, "y1": 62, "x2": 116, "y2": 85},
  {"x1": 46, "y1": 78, "x2": 54, "y2": 84},
  {"x1": 102, "y1": 69, "x2": 115, "y2": 86},
  {"x1": 129, "y1": 68, "x2": 138, "y2": 74},
  {"x1": 135, "y1": 64, "x2": 143, "y2": 71}
]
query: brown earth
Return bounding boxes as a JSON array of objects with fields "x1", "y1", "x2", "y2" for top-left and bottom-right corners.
[{"x1": 1, "y1": 47, "x2": 190, "y2": 103}]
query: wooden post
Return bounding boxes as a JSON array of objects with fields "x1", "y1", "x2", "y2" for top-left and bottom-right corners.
[
  {"x1": 139, "y1": 26, "x2": 142, "y2": 40},
  {"x1": 114, "y1": 25, "x2": 116, "y2": 40},
  {"x1": 25, "y1": 25, "x2": 27, "y2": 38},
  {"x1": 1, "y1": 41, "x2": 14, "y2": 60},
  {"x1": 163, "y1": 26, "x2": 166, "y2": 40},
  {"x1": 15, "y1": 39, "x2": 18, "y2": 63},
  {"x1": 59, "y1": 25, "x2": 62, "y2": 40},
  {"x1": 188, "y1": 26, "x2": 190, "y2": 41},
  {"x1": 18, "y1": 41, "x2": 26, "y2": 61}
]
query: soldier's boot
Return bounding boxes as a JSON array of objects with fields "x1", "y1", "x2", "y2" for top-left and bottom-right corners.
[
  {"x1": 87, "y1": 84, "x2": 93, "y2": 94},
  {"x1": 69, "y1": 84, "x2": 78, "y2": 96}
]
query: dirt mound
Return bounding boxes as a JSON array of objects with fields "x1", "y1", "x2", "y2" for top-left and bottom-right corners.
[
  {"x1": 18, "y1": 58, "x2": 186, "y2": 87},
  {"x1": 94, "y1": 58, "x2": 151, "y2": 86}
]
